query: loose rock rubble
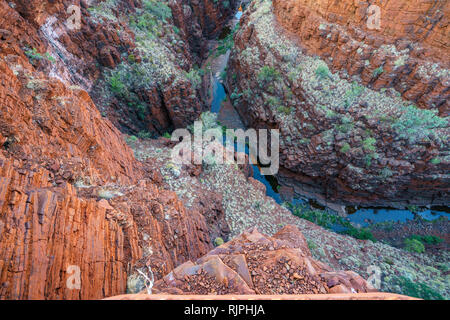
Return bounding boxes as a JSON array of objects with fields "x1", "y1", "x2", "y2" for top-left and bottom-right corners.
[{"x1": 151, "y1": 226, "x2": 375, "y2": 295}]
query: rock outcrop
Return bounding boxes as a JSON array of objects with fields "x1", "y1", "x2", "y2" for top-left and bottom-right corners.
[
  {"x1": 227, "y1": 0, "x2": 449, "y2": 206},
  {"x1": 143, "y1": 226, "x2": 376, "y2": 295},
  {"x1": 0, "y1": 155, "x2": 131, "y2": 299},
  {"x1": 273, "y1": 0, "x2": 449, "y2": 114},
  {"x1": 0, "y1": 0, "x2": 232, "y2": 299},
  {"x1": 3, "y1": 0, "x2": 240, "y2": 136},
  {"x1": 0, "y1": 150, "x2": 223, "y2": 299}
]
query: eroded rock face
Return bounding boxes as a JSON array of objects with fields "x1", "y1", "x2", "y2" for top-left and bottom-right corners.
[
  {"x1": 0, "y1": 152, "x2": 221, "y2": 299},
  {"x1": 0, "y1": 0, "x2": 232, "y2": 299},
  {"x1": 86, "y1": 0, "x2": 240, "y2": 135},
  {"x1": 227, "y1": 0, "x2": 449, "y2": 206},
  {"x1": 3, "y1": 0, "x2": 240, "y2": 136},
  {"x1": 150, "y1": 226, "x2": 375, "y2": 295},
  {"x1": 273, "y1": 0, "x2": 449, "y2": 113},
  {"x1": 0, "y1": 156, "x2": 131, "y2": 299}
]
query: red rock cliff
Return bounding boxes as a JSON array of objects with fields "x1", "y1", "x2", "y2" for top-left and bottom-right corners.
[
  {"x1": 227, "y1": 0, "x2": 449, "y2": 206},
  {"x1": 273, "y1": 0, "x2": 449, "y2": 113},
  {"x1": 0, "y1": 0, "x2": 231, "y2": 299},
  {"x1": 0, "y1": 153, "x2": 219, "y2": 299}
]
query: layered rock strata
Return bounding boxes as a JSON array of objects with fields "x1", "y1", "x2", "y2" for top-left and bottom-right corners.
[
  {"x1": 0, "y1": 0, "x2": 234, "y2": 299},
  {"x1": 227, "y1": 0, "x2": 449, "y2": 206},
  {"x1": 273, "y1": 0, "x2": 449, "y2": 114}
]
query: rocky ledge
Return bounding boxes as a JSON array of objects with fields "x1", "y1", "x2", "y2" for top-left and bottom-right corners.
[{"x1": 149, "y1": 226, "x2": 376, "y2": 295}]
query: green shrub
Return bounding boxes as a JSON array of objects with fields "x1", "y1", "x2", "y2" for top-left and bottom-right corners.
[
  {"x1": 315, "y1": 64, "x2": 330, "y2": 80},
  {"x1": 344, "y1": 81, "x2": 365, "y2": 107},
  {"x1": 45, "y1": 52, "x2": 56, "y2": 63},
  {"x1": 138, "y1": 131, "x2": 152, "y2": 139},
  {"x1": 277, "y1": 106, "x2": 292, "y2": 115},
  {"x1": 390, "y1": 276, "x2": 444, "y2": 300},
  {"x1": 409, "y1": 234, "x2": 444, "y2": 245},
  {"x1": 307, "y1": 240, "x2": 317, "y2": 250},
  {"x1": 214, "y1": 237, "x2": 224, "y2": 247},
  {"x1": 404, "y1": 238, "x2": 425, "y2": 253},
  {"x1": 342, "y1": 227, "x2": 376, "y2": 242},
  {"x1": 266, "y1": 96, "x2": 281, "y2": 108},
  {"x1": 127, "y1": 101, "x2": 147, "y2": 120},
  {"x1": 257, "y1": 66, "x2": 281, "y2": 84},
  {"x1": 379, "y1": 167, "x2": 393, "y2": 179},
  {"x1": 430, "y1": 157, "x2": 441, "y2": 165},
  {"x1": 436, "y1": 263, "x2": 449, "y2": 273},
  {"x1": 230, "y1": 89, "x2": 242, "y2": 101},
  {"x1": 340, "y1": 143, "x2": 351, "y2": 154},
  {"x1": 373, "y1": 67, "x2": 384, "y2": 77},
  {"x1": 128, "y1": 54, "x2": 136, "y2": 63},
  {"x1": 392, "y1": 105, "x2": 447, "y2": 144},
  {"x1": 143, "y1": 0, "x2": 172, "y2": 22},
  {"x1": 25, "y1": 48, "x2": 55, "y2": 64},
  {"x1": 127, "y1": 136, "x2": 138, "y2": 144},
  {"x1": 362, "y1": 137, "x2": 376, "y2": 152},
  {"x1": 365, "y1": 153, "x2": 374, "y2": 167},
  {"x1": 109, "y1": 74, "x2": 126, "y2": 96},
  {"x1": 25, "y1": 47, "x2": 43, "y2": 60}
]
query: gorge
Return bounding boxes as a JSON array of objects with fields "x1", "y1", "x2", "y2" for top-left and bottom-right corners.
[{"x1": 0, "y1": 0, "x2": 448, "y2": 301}]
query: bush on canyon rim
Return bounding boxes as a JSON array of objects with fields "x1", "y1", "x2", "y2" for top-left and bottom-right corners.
[
  {"x1": 214, "y1": 237, "x2": 225, "y2": 247},
  {"x1": 315, "y1": 64, "x2": 330, "y2": 80}
]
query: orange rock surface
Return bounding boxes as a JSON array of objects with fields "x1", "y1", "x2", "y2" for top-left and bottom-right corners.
[
  {"x1": 0, "y1": 151, "x2": 218, "y2": 299},
  {"x1": 273, "y1": 0, "x2": 449, "y2": 113},
  {"x1": 105, "y1": 292, "x2": 418, "y2": 300},
  {"x1": 0, "y1": 0, "x2": 232, "y2": 299},
  {"x1": 149, "y1": 226, "x2": 377, "y2": 296}
]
